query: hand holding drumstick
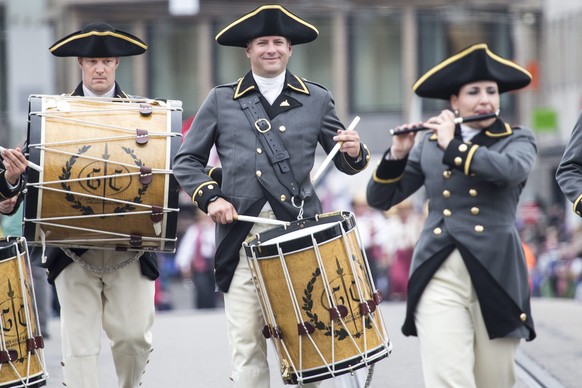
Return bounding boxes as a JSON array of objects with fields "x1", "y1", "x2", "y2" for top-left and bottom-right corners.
[
  {"x1": 0, "y1": 145, "x2": 43, "y2": 174},
  {"x1": 1, "y1": 146, "x2": 30, "y2": 185}
]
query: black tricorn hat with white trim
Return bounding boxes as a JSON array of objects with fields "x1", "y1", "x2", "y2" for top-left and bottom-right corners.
[
  {"x1": 49, "y1": 22, "x2": 147, "y2": 57},
  {"x1": 215, "y1": 4, "x2": 318, "y2": 47},
  {"x1": 413, "y1": 43, "x2": 531, "y2": 100}
]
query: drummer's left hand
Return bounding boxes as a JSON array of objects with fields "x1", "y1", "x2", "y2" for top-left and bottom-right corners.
[
  {"x1": 333, "y1": 129, "x2": 361, "y2": 159},
  {"x1": 2, "y1": 147, "x2": 28, "y2": 185}
]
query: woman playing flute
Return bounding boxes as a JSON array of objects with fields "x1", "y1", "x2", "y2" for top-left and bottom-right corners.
[{"x1": 367, "y1": 43, "x2": 537, "y2": 387}]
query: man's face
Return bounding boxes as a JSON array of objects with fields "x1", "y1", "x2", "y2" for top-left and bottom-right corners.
[
  {"x1": 246, "y1": 36, "x2": 292, "y2": 78},
  {"x1": 78, "y1": 57, "x2": 119, "y2": 95}
]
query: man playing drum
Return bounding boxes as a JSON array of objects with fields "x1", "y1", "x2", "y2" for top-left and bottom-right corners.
[
  {"x1": 44, "y1": 22, "x2": 157, "y2": 388},
  {"x1": 173, "y1": 5, "x2": 370, "y2": 387}
]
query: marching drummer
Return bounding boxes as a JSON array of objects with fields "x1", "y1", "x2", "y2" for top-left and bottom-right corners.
[
  {"x1": 45, "y1": 22, "x2": 157, "y2": 388},
  {"x1": 173, "y1": 4, "x2": 370, "y2": 387}
]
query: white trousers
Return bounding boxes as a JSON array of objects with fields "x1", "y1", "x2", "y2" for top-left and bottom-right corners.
[
  {"x1": 54, "y1": 249, "x2": 155, "y2": 388},
  {"x1": 415, "y1": 249, "x2": 520, "y2": 388},
  {"x1": 224, "y1": 211, "x2": 320, "y2": 387}
]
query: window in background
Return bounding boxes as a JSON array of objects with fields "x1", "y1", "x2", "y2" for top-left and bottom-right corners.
[
  {"x1": 349, "y1": 10, "x2": 403, "y2": 113},
  {"x1": 148, "y1": 22, "x2": 201, "y2": 118}
]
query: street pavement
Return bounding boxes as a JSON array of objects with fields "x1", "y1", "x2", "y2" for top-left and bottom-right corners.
[{"x1": 37, "y1": 288, "x2": 582, "y2": 387}]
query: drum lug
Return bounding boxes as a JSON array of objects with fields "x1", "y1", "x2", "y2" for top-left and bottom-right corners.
[
  {"x1": 35, "y1": 335, "x2": 45, "y2": 349},
  {"x1": 139, "y1": 166, "x2": 153, "y2": 185},
  {"x1": 139, "y1": 104, "x2": 153, "y2": 117},
  {"x1": 0, "y1": 349, "x2": 18, "y2": 363},
  {"x1": 359, "y1": 300, "x2": 377, "y2": 315},
  {"x1": 26, "y1": 338, "x2": 38, "y2": 354},
  {"x1": 136, "y1": 128, "x2": 150, "y2": 144},
  {"x1": 129, "y1": 234, "x2": 143, "y2": 247}
]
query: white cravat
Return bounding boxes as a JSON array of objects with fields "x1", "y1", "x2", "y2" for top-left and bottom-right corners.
[
  {"x1": 253, "y1": 72, "x2": 285, "y2": 105},
  {"x1": 82, "y1": 84, "x2": 116, "y2": 98},
  {"x1": 460, "y1": 124, "x2": 480, "y2": 142}
]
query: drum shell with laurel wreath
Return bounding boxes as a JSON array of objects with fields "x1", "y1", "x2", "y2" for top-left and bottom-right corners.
[
  {"x1": 243, "y1": 211, "x2": 391, "y2": 384},
  {"x1": 24, "y1": 95, "x2": 181, "y2": 252},
  {"x1": 0, "y1": 237, "x2": 47, "y2": 387}
]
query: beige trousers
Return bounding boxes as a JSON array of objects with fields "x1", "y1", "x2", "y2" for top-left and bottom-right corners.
[
  {"x1": 224, "y1": 210, "x2": 320, "y2": 387},
  {"x1": 415, "y1": 249, "x2": 520, "y2": 388},
  {"x1": 55, "y1": 249, "x2": 155, "y2": 388}
]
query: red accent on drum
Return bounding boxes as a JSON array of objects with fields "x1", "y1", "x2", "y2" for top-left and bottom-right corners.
[
  {"x1": 26, "y1": 338, "x2": 37, "y2": 354},
  {"x1": 139, "y1": 104, "x2": 153, "y2": 116},
  {"x1": 150, "y1": 205, "x2": 163, "y2": 223},
  {"x1": 373, "y1": 291, "x2": 383, "y2": 305},
  {"x1": 298, "y1": 322, "x2": 315, "y2": 336},
  {"x1": 129, "y1": 235, "x2": 143, "y2": 247},
  {"x1": 262, "y1": 325, "x2": 272, "y2": 339},
  {"x1": 0, "y1": 351, "x2": 11, "y2": 363},
  {"x1": 139, "y1": 166, "x2": 153, "y2": 185},
  {"x1": 359, "y1": 300, "x2": 376, "y2": 315},
  {"x1": 35, "y1": 336, "x2": 45, "y2": 349},
  {"x1": 329, "y1": 305, "x2": 348, "y2": 320}
]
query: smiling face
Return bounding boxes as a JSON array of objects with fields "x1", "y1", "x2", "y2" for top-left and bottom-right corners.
[
  {"x1": 246, "y1": 35, "x2": 292, "y2": 78},
  {"x1": 451, "y1": 80, "x2": 500, "y2": 129},
  {"x1": 78, "y1": 57, "x2": 119, "y2": 95}
]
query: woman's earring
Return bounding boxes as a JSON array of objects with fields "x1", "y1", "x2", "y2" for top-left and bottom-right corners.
[{"x1": 454, "y1": 109, "x2": 460, "y2": 117}]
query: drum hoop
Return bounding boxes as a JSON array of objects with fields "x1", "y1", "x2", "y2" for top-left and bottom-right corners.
[{"x1": 245, "y1": 211, "x2": 356, "y2": 258}]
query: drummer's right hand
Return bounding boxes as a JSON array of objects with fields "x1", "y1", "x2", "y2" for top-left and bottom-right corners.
[
  {"x1": 207, "y1": 197, "x2": 238, "y2": 224},
  {"x1": 1, "y1": 147, "x2": 28, "y2": 185}
]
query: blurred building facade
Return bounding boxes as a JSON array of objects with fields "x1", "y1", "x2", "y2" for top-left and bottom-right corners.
[{"x1": 2, "y1": 0, "x2": 578, "y2": 212}]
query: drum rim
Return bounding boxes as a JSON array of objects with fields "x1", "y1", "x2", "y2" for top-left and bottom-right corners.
[
  {"x1": 244, "y1": 211, "x2": 356, "y2": 258},
  {"x1": 0, "y1": 237, "x2": 26, "y2": 261},
  {"x1": 283, "y1": 342, "x2": 391, "y2": 384}
]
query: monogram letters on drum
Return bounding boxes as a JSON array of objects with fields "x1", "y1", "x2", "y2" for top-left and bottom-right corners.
[{"x1": 24, "y1": 95, "x2": 182, "y2": 252}]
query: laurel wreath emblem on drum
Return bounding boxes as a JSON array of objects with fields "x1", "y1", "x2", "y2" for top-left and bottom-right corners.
[
  {"x1": 302, "y1": 257, "x2": 373, "y2": 340},
  {"x1": 59, "y1": 145, "x2": 149, "y2": 215}
]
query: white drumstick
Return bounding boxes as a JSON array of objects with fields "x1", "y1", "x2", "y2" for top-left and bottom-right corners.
[
  {"x1": 235, "y1": 214, "x2": 290, "y2": 226},
  {"x1": 311, "y1": 116, "x2": 360, "y2": 185},
  {"x1": 0, "y1": 145, "x2": 43, "y2": 172}
]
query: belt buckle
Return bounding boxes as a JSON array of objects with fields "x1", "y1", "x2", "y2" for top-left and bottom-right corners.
[{"x1": 255, "y1": 118, "x2": 271, "y2": 133}]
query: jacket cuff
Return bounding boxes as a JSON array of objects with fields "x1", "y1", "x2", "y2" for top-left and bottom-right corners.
[
  {"x1": 372, "y1": 149, "x2": 408, "y2": 183},
  {"x1": 442, "y1": 138, "x2": 479, "y2": 176},
  {"x1": 343, "y1": 143, "x2": 371, "y2": 172},
  {"x1": 192, "y1": 181, "x2": 223, "y2": 213},
  {"x1": 0, "y1": 171, "x2": 24, "y2": 200}
]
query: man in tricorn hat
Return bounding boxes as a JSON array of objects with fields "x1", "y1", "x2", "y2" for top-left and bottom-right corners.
[
  {"x1": 173, "y1": 4, "x2": 370, "y2": 387},
  {"x1": 46, "y1": 22, "x2": 156, "y2": 388},
  {"x1": 367, "y1": 43, "x2": 536, "y2": 387}
]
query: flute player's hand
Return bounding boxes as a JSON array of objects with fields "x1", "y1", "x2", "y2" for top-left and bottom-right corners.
[
  {"x1": 422, "y1": 109, "x2": 456, "y2": 150},
  {"x1": 390, "y1": 122, "x2": 422, "y2": 159}
]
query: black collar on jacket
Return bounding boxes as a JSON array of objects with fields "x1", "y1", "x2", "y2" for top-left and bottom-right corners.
[{"x1": 70, "y1": 82, "x2": 129, "y2": 98}]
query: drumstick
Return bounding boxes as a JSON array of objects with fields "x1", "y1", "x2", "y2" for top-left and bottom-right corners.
[
  {"x1": 311, "y1": 116, "x2": 360, "y2": 185},
  {"x1": 235, "y1": 214, "x2": 290, "y2": 226},
  {"x1": 0, "y1": 145, "x2": 43, "y2": 172}
]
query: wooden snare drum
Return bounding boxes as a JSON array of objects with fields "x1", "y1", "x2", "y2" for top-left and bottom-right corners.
[
  {"x1": 24, "y1": 95, "x2": 182, "y2": 252},
  {"x1": 243, "y1": 211, "x2": 392, "y2": 385},
  {"x1": 0, "y1": 237, "x2": 47, "y2": 387}
]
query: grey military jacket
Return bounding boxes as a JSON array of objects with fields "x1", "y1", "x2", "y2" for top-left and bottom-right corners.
[
  {"x1": 173, "y1": 71, "x2": 370, "y2": 292},
  {"x1": 367, "y1": 119, "x2": 536, "y2": 340},
  {"x1": 556, "y1": 111, "x2": 582, "y2": 216}
]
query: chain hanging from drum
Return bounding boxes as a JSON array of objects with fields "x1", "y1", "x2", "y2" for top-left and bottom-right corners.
[{"x1": 23, "y1": 95, "x2": 182, "y2": 253}]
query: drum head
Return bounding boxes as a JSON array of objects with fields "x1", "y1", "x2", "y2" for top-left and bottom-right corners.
[{"x1": 244, "y1": 211, "x2": 356, "y2": 258}]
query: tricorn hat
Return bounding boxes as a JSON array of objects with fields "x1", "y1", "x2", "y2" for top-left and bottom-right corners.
[
  {"x1": 215, "y1": 4, "x2": 318, "y2": 47},
  {"x1": 49, "y1": 22, "x2": 147, "y2": 57},
  {"x1": 413, "y1": 43, "x2": 531, "y2": 100}
]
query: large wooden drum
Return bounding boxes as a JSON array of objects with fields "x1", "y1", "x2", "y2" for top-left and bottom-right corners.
[
  {"x1": 243, "y1": 211, "x2": 392, "y2": 385},
  {"x1": 0, "y1": 237, "x2": 47, "y2": 387},
  {"x1": 24, "y1": 95, "x2": 182, "y2": 252}
]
